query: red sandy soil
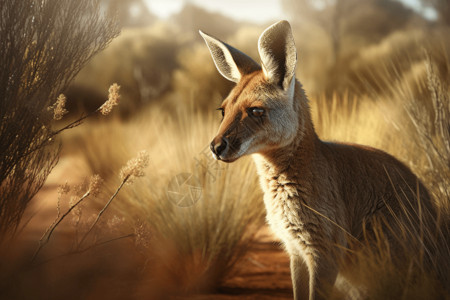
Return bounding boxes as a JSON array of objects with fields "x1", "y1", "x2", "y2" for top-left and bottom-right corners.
[
  {"x1": 196, "y1": 228, "x2": 293, "y2": 299},
  {"x1": 5, "y1": 156, "x2": 294, "y2": 300}
]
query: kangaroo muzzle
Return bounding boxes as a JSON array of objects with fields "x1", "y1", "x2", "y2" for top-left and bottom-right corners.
[{"x1": 210, "y1": 137, "x2": 229, "y2": 160}]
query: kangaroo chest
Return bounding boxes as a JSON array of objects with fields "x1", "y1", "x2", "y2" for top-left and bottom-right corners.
[
  {"x1": 264, "y1": 187, "x2": 299, "y2": 237},
  {"x1": 262, "y1": 176, "x2": 318, "y2": 252},
  {"x1": 253, "y1": 155, "x2": 331, "y2": 253}
]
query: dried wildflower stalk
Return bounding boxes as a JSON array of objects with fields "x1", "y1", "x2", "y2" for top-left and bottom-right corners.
[
  {"x1": 33, "y1": 151, "x2": 149, "y2": 260},
  {"x1": 32, "y1": 175, "x2": 103, "y2": 261},
  {"x1": 35, "y1": 182, "x2": 68, "y2": 252},
  {"x1": 79, "y1": 151, "x2": 149, "y2": 247},
  {"x1": 52, "y1": 83, "x2": 121, "y2": 136},
  {"x1": 20, "y1": 84, "x2": 122, "y2": 162}
]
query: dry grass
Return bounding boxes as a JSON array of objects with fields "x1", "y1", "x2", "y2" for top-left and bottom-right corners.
[
  {"x1": 60, "y1": 103, "x2": 265, "y2": 296},
  {"x1": 310, "y1": 35, "x2": 450, "y2": 299}
]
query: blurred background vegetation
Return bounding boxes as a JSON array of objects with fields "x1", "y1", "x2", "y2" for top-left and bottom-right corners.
[
  {"x1": 1, "y1": 0, "x2": 449, "y2": 299},
  {"x1": 66, "y1": 0, "x2": 450, "y2": 113}
]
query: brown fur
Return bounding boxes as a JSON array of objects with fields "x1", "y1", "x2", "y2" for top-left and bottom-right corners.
[
  {"x1": 218, "y1": 75, "x2": 438, "y2": 299},
  {"x1": 201, "y1": 21, "x2": 442, "y2": 300}
]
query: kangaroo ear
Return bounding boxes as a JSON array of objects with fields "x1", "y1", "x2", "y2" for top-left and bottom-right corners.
[
  {"x1": 199, "y1": 30, "x2": 260, "y2": 83},
  {"x1": 258, "y1": 20, "x2": 297, "y2": 90}
]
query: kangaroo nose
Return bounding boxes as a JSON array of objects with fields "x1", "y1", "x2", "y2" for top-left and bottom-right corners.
[{"x1": 210, "y1": 138, "x2": 228, "y2": 158}]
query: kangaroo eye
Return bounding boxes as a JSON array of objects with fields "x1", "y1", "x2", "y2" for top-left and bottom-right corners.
[
  {"x1": 249, "y1": 107, "x2": 264, "y2": 117},
  {"x1": 217, "y1": 107, "x2": 224, "y2": 117}
]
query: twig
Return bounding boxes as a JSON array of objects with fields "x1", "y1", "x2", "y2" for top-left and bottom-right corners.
[
  {"x1": 78, "y1": 175, "x2": 130, "y2": 248},
  {"x1": 32, "y1": 190, "x2": 91, "y2": 262},
  {"x1": 17, "y1": 110, "x2": 99, "y2": 161},
  {"x1": 32, "y1": 233, "x2": 135, "y2": 267},
  {"x1": 51, "y1": 109, "x2": 99, "y2": 137}
]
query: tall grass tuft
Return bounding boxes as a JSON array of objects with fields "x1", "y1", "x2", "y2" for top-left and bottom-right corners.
[
  {"x1": 64, "y1": 104, "x2": 265, "y2": 295},
  {"x1": 406, "y1": 54, "x2": 450, "y2": 212}
]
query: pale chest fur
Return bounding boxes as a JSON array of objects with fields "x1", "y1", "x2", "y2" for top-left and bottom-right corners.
[
  {"x1": 253, "y1": 155, "x2": 322, "y2": 254},
  {"x1": 263, "y1": 182, "x2": 303, "y2": 247}
]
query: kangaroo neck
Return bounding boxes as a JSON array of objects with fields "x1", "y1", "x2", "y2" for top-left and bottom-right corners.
[
  {"x1": 253, "y1": 87, "x2": 320, "y2": 179},
  {"x1": 255, "y1": 127, "x2": 319, "y2": 179}
]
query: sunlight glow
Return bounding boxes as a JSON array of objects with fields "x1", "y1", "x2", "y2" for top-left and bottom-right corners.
[
  {"x1": 145, "y1": 0, "x2": 184, "y2": 19},
  {"x1": 144, "y1": 0, "x2": 284, "y2": 24},
  {"x1": 144, "y1": 0, "x2": 437, "y2": 23}
]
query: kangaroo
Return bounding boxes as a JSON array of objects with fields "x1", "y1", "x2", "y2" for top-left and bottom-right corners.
[{"x1": 200, "y1": 21, "x2": 439, "y2": 299}]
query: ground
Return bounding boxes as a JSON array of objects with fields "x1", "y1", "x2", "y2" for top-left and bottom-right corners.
[
  {"x1": 11, "y1": 156, "x2": 294, "y2": 300},
  {"x1": 202, "y1": 228, "x2": 293, "y2": 299}
]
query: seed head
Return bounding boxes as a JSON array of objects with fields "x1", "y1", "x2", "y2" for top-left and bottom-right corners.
[
  {"x1": 119, "y1": 150, "x2": 150, "y2": 183},
  {"x1": 57, "y1": 182, "x2": 70, "y2": 196},
  {"x1": 100, "y1": 83, "x2": 120, "y2": 115},
  {"x1": 50, "y1": 94, "x2": 68, "y2": 120},
  {"x1": 88, "y1": 174, "x2": 103, "y2": 197}
]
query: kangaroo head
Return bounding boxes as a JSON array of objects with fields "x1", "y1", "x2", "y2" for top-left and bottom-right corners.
[{"x1": 200, "y1": 20, "x2": 299, "y2": 162}]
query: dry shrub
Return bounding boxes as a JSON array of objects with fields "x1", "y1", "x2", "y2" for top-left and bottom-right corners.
[
  {"x1": 67, "y1": 19, "x2": 334, "y2": 115},
  {"x1": 68, "y1": 22, "x2": 185, "y2": 115},
  {"x1": 346, "y1": 28, "x2": 450, "y2": 96},
  {"x1": 171, "y1": 3, "x2": 246, "y2": 41},
  {"x1": 283, "y1": 0, "x2": 423, "y2": 95},
  {"x1": 67, "y1": 5, "x2": 252, "y2": 116},
  {"x1": 0, "y1": 0, "x2": 119, "y2": 240},
  {"x1": 61, "y1": 103, "x2": 265, "y2": 296}
]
